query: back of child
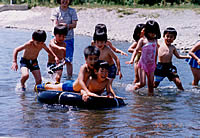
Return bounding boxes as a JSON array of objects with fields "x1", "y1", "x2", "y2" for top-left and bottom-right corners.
[
  {"x1": 47, "y1": 24, "x2": 68, "y2": 83},
  {"x1": 126, "y1": 20, "x2": 161, "y2": 95},
  {"x1": 127, "y1": 23, "x2": 145, "y2": 83},
  {"x1": 93, "y1": 25, "x2": 123, "y2": 83},
  {"x1": 187, "y1": 40, "x2": 200, "y2": 86}
]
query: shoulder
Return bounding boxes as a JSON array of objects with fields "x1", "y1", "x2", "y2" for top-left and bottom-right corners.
[
  {"x1": 106, "y1": 40, "x2": 112, "y2": 46},
  {"x1": 24, "y1": 40, "x2": 33, "y2": 46},
  {"x1": 68, "y1": 7, "x2": 77, "y2": 13}
]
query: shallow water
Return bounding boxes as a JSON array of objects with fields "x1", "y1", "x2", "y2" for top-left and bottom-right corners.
[{"x1": 1, "y1": 28, "x2": 200, "y2": 137}]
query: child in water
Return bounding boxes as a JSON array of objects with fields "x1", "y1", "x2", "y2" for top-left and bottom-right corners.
[
  {"x1": 126, "y1": 20, "x2": 161, "y2": 96},
  {"x1": 91, "y1": 24, "x2": 128, "y2": 56},
  {"x1": 128, "y1": 23, "x2": 145, "y2": 84},
  {"x1": 154, "y1": 27, "x2": 190, "y2": 90},
  {"x1": 47, "y1": 24, "x2": 68, "y2": 83},
  {"x1": 11, "y1": 30, "x2": 59, "y2": 91},
  {"x1": 187, "y1": 40, "x2": 200, "y2": 86}
]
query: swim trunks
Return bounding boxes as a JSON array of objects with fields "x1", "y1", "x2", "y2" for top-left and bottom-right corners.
[
  {"x1": 47, "y1": 62, "x2": 64, "y2": 71},
  {"x1": 20, "y1": 57, "x2": 39, "y2": 72},
  {"x1": 154, "y1": 62, "x2": 179, "y2": 82},
  {"x1": 186, "y1": 49, "x2": 200, "y2": 69},
  {"x1": 62, "y1": 80, "x2": 75, "y2": 91},
  {"x1": 108, "y1": 64, "x2": 117, "y2": 78},
  {"x1": 134, "y1": 52, "x2": 141, "y2": 63},
  {"x1": 65, "y1": 38, "x2": 74, "y2": 63}
]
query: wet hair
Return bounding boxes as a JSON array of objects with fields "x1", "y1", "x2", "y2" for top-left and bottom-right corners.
[
  {"x1": 163, "y1": 27, "x2": 177, "y2": 39},
  {"x1": 54, "y1": 24, "x2": 68, "y2": 36},
  {"x1": 94, "y1": 60, "x2": 109, "y2": 71},
  {"x1": 144, "y1": 20, "x2": 161, "y2": 39},
  {"x1": 57, "y1": 0, "x2": 73, "y2": 5},
  {"x1": 32, "y1": 30, "x2": 47, "y2": 42},
  {"x1": 84, "y1": 46, "x2": 100, "y2": 58},
  {"x1": 93, "y1": 24, "x2": 108, "y2": 42},
  {"x1": 133, "y1": 23, "x2": 145, "y2": 42}
]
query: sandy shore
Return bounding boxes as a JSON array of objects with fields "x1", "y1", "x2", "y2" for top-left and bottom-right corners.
[{"x1": 0, "y1": 6, "x2": 200, "y2": 50}]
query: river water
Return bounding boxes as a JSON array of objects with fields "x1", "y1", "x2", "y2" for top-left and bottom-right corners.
[{"x1": 1, "y1": 28, "x2": 200, "y2": 137}]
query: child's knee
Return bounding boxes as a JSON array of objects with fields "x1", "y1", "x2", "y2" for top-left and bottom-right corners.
[
  {"x1": 35, "y1": 78, "x2": 42, "y2": 85},
  {"x1": 22, "y1": 73, "x2": 29, "y2": 80}
]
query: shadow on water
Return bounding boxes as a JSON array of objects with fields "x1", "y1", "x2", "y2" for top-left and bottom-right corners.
[{"x1": 1, "y1": 28, "x2": 200, "y2": 137}]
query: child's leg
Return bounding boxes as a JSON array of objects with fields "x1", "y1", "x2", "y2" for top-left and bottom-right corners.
[
  {"x1": 32, "y1": 69, "x2": 42, "y2": 85},
  {"x1": 66, "y1": 62, "x2": 72, "y2": 78},
  {"x1": 147, "y1": 72, "x2": 154, "y2": 96},
  {"x1": 55, "y1": 70, "x2": 63, "y2": 83},
  {"x1": 154, "y1": 81, "x2": 160, "y2": 88},
  {"x1": 134, "y1": 68, "x2": 146, "y2": 90},
  {"x1": 172, "y1": 77, "x2": 184, "y2": 90},
  {"x1": 191, "y1": 67, "x2": 200, "y2": 86},
  {"x1": 21, "y1": 67, "x2": 29, "y2": 88},
  {"x1": 45, "y1": 83, "x2": 63, "y2": 91},
  {"x1": 134, "y1": 62, "x2": 139, "y2": 83}
]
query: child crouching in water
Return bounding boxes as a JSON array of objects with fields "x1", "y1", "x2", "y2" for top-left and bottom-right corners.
[
  {"x1": 126, "y1": 20, "x2": 161, "y2": 96},
  {"x1": 81, "y1": 60, "x2": 123, "y2": 101}
]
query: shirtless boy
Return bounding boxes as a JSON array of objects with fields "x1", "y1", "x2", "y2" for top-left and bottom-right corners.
[
  {"x1": 35, "y1": 46, "x2": 100, "y2": 96},
  {"x1": 47, "y1": 25, "x2": 68, "y2": 83},
  {"x1": 11, "y1": 30, "x2": 59, "y2": 91},
  {"x1": 154, "y1": 27, "x2": 190, "y2": 90}
]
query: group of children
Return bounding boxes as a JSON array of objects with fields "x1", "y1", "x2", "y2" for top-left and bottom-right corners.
[{"x1": 11, "y1": 0, "x2": 200, "y2": 98}]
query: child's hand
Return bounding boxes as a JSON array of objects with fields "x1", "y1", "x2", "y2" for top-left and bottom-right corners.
[
  {"x1": 55, "y1": 57, "x2": 59, "y2": 64},
  {"x1": 197, "y1": 59, "x2": 200, "y2": 65},
  {"x1": 11, "y1": 62, "x2": 18, "y2": 71},
  {"x1": 82, "y1": 93, "x2": 89, "y2": 102},
  {"x1": 117, "y1": 71, "x2": 123, "y2": 79},
  {"x1": 125, "y1": 61, "x2": 133, "y2": 64}
]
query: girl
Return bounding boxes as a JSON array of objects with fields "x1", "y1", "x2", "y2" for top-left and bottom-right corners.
[
  {"x1": 126, "y1": 20, "x2": 161, "y2": 96},
  {"x1": 187, "y1": 41, "x2": 200, "y2": 86},
  {"x1": 128, "y1": 23, "x2": 145, "y2": 84},
  {"x1": 50, "y1": 0, "x2": 78, "y2": 79}
]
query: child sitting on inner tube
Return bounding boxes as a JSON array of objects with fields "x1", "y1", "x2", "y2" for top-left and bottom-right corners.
[{"x1": 81, "y1": 60, "x2": 123, "y2": 102}]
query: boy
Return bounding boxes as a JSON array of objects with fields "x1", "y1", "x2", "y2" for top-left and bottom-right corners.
[
  {"x1": 35, "y1": 46, "x2": 100, "y2": 96},
  {"x1": 47, "y1": 25, "x2": 68, "y2": 83},
  {"x1": 81, "y1": 60, "x2": 122, "y2": 102},
  {"x1": 154, "y1": 27, "x2": 190, "y2": 90},
  {"x1": 92, "y1": 27, "x2": 123, "y2": 84},
  {"x1": 11, "y1": 30, "x2": 59, "y2": 91}
]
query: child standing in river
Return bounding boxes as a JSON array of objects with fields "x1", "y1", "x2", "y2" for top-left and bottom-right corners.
[
  {"x1": 127, "y1": 23, "x2": 145, "y2": 84},
  {"x1": 126, "y1": 20, "x2": 161, "y2": 96},
  {"x1": 187, "y1": 40, "x2": 200, "y2": 86},
  {"x1": 50, "y1": 0, "x2": 78, "y2": 79},
  {"x1": 154, "y1": 27, "x2": 190, "y2": 90}
]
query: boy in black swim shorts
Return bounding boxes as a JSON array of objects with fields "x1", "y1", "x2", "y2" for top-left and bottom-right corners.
[{"x1": 154, "y1": 27, "x2": 190, "y2": 90}]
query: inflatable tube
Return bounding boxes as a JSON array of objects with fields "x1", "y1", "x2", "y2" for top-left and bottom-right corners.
[{"x1": 37, "y1": 91, "x2": 126, "y2": 109}]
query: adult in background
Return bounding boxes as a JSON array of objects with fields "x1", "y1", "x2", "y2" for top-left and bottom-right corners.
[{"x1": 51, "y1": 0, "x2": 78, "y2": 79}]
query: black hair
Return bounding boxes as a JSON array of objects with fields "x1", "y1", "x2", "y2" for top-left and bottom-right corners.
[
  {"x1": 84, "y1": 46, "x2": 100, "y2": 58},
  {"x1": 163, "y1": 27, "x2": 177, "y2": 39},
  {"x1": 94, "y1": 60, "x2": 109, "y2": 71},
  {"x1": 95, "y1": 24, "x2": 107, "y2": 34},
  {"x1": 54, "y1": 24, "x2": 68, "y2": 36},
  {"x1": 32, "y1": 30, "x2": 47, "y2": 42},
  {"x1": 144, "y1": 20, "x2": 161, "y2": 39},
  {"x1": 133, "y1": 23, "x2": 145, "y2": 42},
  {"x1": 93, "y1": 24, "x2": 108, "y2": 42},
  {"x1": 56, "y1": 0, "x2": 73, "y2": 5}
]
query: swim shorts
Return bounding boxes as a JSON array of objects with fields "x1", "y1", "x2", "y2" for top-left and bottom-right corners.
[
  {"x1": 64, "y1": 38, "x2": 74, "y2": 63},
  {"x1": 108, "y1": 64, "x2": 117, "y2": 79},
  {"x1": 62, "y1": 80, "x2": 75, "y2": 91},
  {"x1": 47, "y1": 63, "x2": 64, "y2": 71},
  {"x1": 154, "y1": 62, "x2": 179, "y2": 82},
  {"x1": 134, "y1": 52, "x2": 141, "y2": 63},
  {"x1": 20, "y1": 57, "x2": 40, "y2": 72}
]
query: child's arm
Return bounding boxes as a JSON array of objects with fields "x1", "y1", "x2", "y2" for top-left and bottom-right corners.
[
  {"x1": 42, "y1": 44, "x2": 59, "y2": 64},
  {"x1": 126, "y1": 38, "x2": 143, "y2": 64},
  {"x1": 50, "y1": 39, "x2": 66, "y2": 51},
  {"x1": 189, "y1": 42, "x2": 200, "y2": 64},
  {"x1": 58, "y1": 20, "x2": 77, "y2": 30},
  {"x1": 128, "y1": 42, "x2": 137, "y2": 53},
  {"x1": 106, "y1": 81, "x2": 123, "y2": 99},
  {"x1": 107, "y1": 41, "x2": 128, "y2": 56},
  {"x1": 109, "y1": 49, "x2": 123, "y2": 79},
  {"x1": 173, "y1": 47, "x2": 190, "y2": 59},
  {"x1": 11, "y1": 44, "x2": 27, "y2": 71}
]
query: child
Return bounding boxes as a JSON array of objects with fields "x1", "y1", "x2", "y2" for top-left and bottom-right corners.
[
  {"x1": 11, "y1": 30, "x2": 59, "y2": 91},
  {"x1": 187, "y1": 40, "x2": 200, "y2": 86},
  {"x1": 81, "y1": 60, "x2": 122, "y2": 101},
  {"x1": 127, "y1": 23, "x2": 145, "y2": 84},
  {"x1": 154, "y1": 27, "x2": 190, "y2": 90},
  {"x1": 35, "y1": 46, "x2": 100, "y2": 96},
  {"x1": 92, "y1": 25, "x2": 123, "y2": 84},
  {"x1": 50, "y1": 0, "x2": 78, "y2": 79},
  {"x1": 47, "y1": 25, "x2": 68, "y2": 83},
  {"x1": 91, "y1": 24, "x2": 128, "y2": 56},
  {"x1": 126, "y1": 20, "x2": 161, "y2": 96}
]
